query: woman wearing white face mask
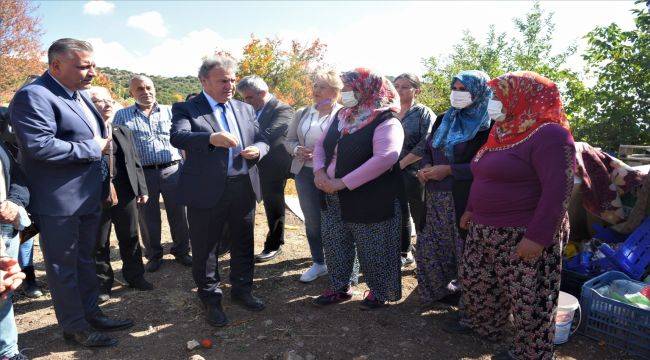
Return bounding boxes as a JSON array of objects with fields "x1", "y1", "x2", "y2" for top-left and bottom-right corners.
[
  {"x1": 456, "y1": 72, "x2": 575, "y2": 360},
  {"x1": 413, "y1": 70, "x2": 492, "y2": 307},
  {"x1": 311, "y1": 68, "x2": 405, "y2": 309}
]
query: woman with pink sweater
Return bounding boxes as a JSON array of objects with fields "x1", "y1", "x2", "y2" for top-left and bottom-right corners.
[{"x1": 311, "y1": 68, "x2": 405, "y2": 310}]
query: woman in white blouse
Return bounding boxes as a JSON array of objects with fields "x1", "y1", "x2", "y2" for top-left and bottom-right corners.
[{"x1": 285, "y1": 70, "x2": 342, "y2": 283}]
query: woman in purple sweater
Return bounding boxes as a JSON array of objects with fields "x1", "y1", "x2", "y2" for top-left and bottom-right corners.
[{"x1": 455, "y1": 72, "x2": 575, "y2": 360}]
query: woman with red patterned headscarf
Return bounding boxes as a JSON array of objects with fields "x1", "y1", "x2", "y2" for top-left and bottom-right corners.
[
  {"x1": 310, "y1": 68, "x2": 405, "y2": 310},
  {"x1": 446, "y1": 72, "x2": 576, "y2": 360}
]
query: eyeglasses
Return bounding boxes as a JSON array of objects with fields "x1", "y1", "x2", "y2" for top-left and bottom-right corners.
[{"x1": 92, "y1": 99, "x2": 115, "y2": 106}]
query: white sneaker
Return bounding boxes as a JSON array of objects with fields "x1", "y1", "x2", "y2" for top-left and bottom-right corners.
[{"x1": 300, "y1": 263, "x2": 328, "y2": 283}]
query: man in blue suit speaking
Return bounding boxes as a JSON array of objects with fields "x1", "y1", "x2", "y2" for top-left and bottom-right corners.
[
  {"x1": 10, "y1": 38, "x2": 133, "y2": 348},
  {"x1": 171, "y1": 54, "x2": 269, "y2": 327}
]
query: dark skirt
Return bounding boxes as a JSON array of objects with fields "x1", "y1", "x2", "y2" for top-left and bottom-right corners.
[{"x1": 415, "y1": 191, "x2": 462, "y2": 303}]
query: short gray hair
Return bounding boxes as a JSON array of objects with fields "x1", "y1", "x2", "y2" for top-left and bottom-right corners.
[
  {"x1": 129, "y1": 74, "x2": 154, "y2": 87},
  {"x1": 394, "y1": 73, "x2": 421, "y2": 90},
  {"x1": 236, "y1": 75, "x2": 269, "y2": 94},
  {"x1": 198, "y1": 54, "x2": 237, "y2": 79},
  {"x1": 48, "y1": 38, "x2": 93, "y2": 65}
]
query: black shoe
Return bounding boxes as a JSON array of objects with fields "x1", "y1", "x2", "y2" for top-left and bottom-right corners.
[
  {"x1": 205, "y1": 304, "x2": 229, "y2": 327},
  {"x1": 174, "y1": 254, "x2": 192, "y2": 267},
  {"x1": 97, "y1": 293, "x2": 111, "y2": 303},
  {"x1": 492, "y1": 350, "x2": 516, "y2": 360},
  {"x1": 442, "y1": 319, "x2": 472, "y2": 335},
  {"x1": 86, "y1": 312, "x2": 134, "y2": 331},
  {"x1": 145, "y1": 259, "x2": 163, "y2": 273},
  {"x1": 359, "y1": 291, "x2": 387, "y2": 310},
  {"x1": 232, "y1": 292, "x2": 266, "y2": 311},
  {"x1": 313, "y1": 288, "x2": 353, "y2": 307},
  {"x1": 128, "y1": 277, "x2": 154, "y2": 291},
  {"x1": 5, "y1": 352, "x2": 29, "y2": 360},
  {"x1": 255, "y1": 248, "x2": 282, "y2": 263},
  {"x1": 63, "y1": 330, "x2": 118, "y2": 347},
  {"x1": 438, "y1": 292, "x2": 461, "y2": 306}
]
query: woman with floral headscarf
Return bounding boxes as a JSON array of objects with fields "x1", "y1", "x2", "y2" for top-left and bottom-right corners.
[
  {"x1": 414, "y1": 70, "x2": 492, "y2": 306},
  {"x1": 311, "y1": 68, "x2": 405, "y2": 309},
  {"x1": 452, "y1": 72, "x2": 575, "y2": 360}
]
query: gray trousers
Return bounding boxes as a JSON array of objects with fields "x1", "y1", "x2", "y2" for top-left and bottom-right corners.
[{"x1": 139, "y1": 163, "x2": 191, "y2": 260}]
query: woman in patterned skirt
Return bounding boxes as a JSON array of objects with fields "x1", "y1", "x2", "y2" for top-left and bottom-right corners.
[
  {"x1": 453, "y1": 72, "x2": 575, "y2": 360},
  {"x1": 311, "y1": 68, "x2": 405, "y2": 309},
  {"x1": 414, "y1": 70, "x2": 492, "y2": 306}
]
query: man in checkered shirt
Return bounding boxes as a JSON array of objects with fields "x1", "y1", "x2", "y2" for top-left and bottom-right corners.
[{"x1": 113, "y1": 75, "x2": 192, "y2": 273}]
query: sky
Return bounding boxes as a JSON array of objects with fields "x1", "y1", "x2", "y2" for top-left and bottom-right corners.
[{"x1": 34, "y1": 1, "x2": 642, "y2": 78}]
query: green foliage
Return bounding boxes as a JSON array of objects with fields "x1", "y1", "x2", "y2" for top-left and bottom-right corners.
[
  {"x1": 572, "y1": 1, "x2": 649, "y2": 151},
  {"x1": 420, "y1": 26, "x2": 508, "y2": 114},
  {"x1": 97, "y1": 67, "x2": 202, "y2": 105},
  {"x1": 237, "y1": 36, "x2": 327, "y2": 108},
  {"x1": 418, "y1": 1, "x2": 650, "y2": 151}
]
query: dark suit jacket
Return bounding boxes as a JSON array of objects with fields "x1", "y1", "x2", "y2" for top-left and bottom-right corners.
[
  {"x1": 0, "y1": 141, "x2": 29, "y2": 209},
  {"x1": 170, "y1": 93, "x2": 269, "y2": 208},
  {"x1": 9, "y1": 71, "x2": 106, "y2": 216},
  {"x1": 256, "y1": 96, "x2": 293, "y2": 181},
  {"x1": 106, "y1": 125, "x2": 148, "y2": 200}
]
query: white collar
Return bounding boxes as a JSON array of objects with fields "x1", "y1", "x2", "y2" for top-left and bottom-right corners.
[{"x1": 202, "y1": 90, "x2": 224, "y2": 110}]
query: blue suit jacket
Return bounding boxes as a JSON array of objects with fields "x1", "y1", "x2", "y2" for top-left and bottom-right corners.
[
  {"x1": 9, "y1": 72, "x2": 106, "y2": 216},
  {"x1": 170, "y1": 93, "x2": 269, "y2": 209}
]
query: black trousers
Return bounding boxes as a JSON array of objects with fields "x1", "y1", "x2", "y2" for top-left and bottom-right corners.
[
  {"x1": 260, "y1": 177, "x2": 287, "y2": 252},
  {"x1": 95, "y1": 195, "x2": 145, "y2": 293},
  {"x1": 187, "y1": 176, "x2": 256, "y2": 307},
  {"x1": 398, "y1": 171, "x2": 426, "y2": 254},
  {"x1": 35, "y1": 211, "x2": 102, "y2": 332}
]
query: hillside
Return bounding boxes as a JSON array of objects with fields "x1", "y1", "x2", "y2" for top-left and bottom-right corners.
[{"x1": 98, "y1": 67, "x2": 202, "y2": 105}]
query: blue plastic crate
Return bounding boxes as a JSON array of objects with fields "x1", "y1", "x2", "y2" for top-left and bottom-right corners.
[
  {"x1": 580, "y1": 271, "x2": 650, "y2": 359},
  {"x1": 597, "y1": 217, "x2": 650, "y2": 280}
]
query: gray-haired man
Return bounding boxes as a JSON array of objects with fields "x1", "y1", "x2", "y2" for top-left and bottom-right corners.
[
  {"x1": 236, "y1": 76, "x2": 293, "y2": 263},
  {"x1": 171, "y1": 55, "x2": 269, "y2": 327},
  {"x1": 113, "y1": 75, "x2": 192, "y2": 273},
  {"x1": 10, "y1": 38, "x2": 132, "y2": 348}
]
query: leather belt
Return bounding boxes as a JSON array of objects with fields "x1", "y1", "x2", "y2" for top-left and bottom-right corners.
[{"x1": 143, "y1": 160, "x2": 180, "y2": 170}]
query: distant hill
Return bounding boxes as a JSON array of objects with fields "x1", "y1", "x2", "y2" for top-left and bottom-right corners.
[{"x1": 98, "y1": 67, "x2": 202, "y2": 105}]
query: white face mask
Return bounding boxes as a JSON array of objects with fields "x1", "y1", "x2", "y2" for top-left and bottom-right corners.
[
  {"x1": 341, "y1": 91, "x2": 358, "y2": 108},
  {"x1": 487, "y1": 99, "x2": 506, "y2": 122},
  {"x1": 449, "y1": 90, "x2": 473, "y2": 109}
]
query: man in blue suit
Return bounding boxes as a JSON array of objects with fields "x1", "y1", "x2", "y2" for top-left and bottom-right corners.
[
  {"x1": 10, "y1": 38, "x2": 133, "y2": 348},
  {"x1": 171, "y1": 54, "x2": 269, "y2": 327}
]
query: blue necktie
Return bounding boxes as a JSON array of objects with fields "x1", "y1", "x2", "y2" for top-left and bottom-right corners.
[{"x1": 217, "y1": 103, "x2": 243, "y2": 171}]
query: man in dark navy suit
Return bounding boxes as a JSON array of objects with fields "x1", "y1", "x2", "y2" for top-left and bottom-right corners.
[
  {"x1": 10, "y1": 38, "x2": 133, "y2": 348},
  {"x1": 171, "y1": 54, "x2": 269, "y2": 327}
]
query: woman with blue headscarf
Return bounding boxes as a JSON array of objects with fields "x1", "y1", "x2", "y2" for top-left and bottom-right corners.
[{"x1": 414, "y1": 70, "x2": 492, "y2": 306}]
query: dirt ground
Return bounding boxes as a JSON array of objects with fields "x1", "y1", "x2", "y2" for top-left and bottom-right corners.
[{"x1": 13, "y1": 193, "x2": 627, "y2": 359}]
